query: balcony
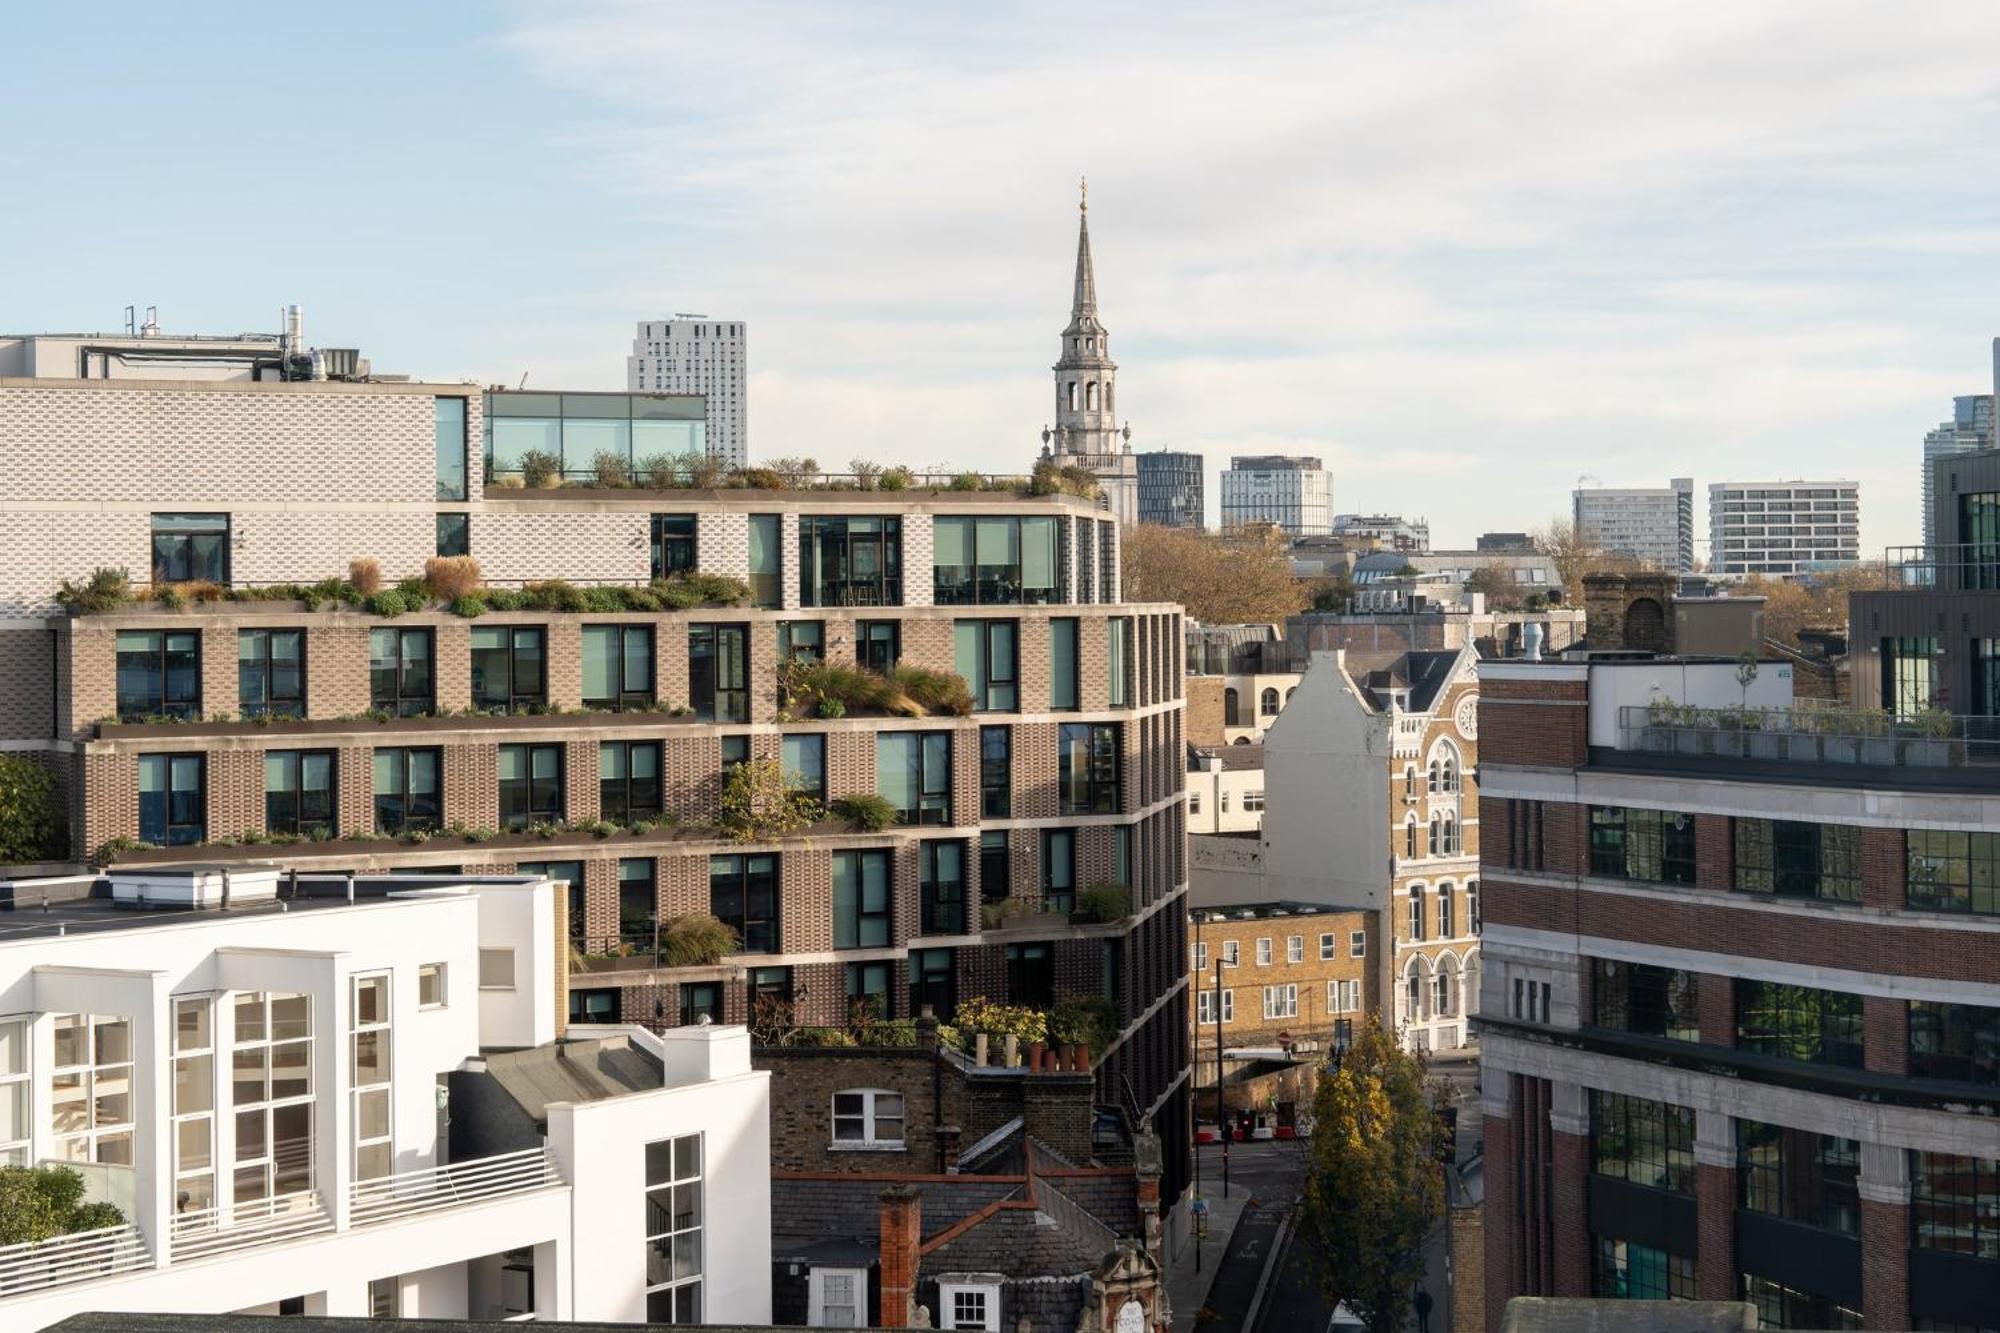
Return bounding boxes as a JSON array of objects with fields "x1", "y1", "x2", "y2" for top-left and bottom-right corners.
[
  {"x1": 1883, "y1": 543, "x2": 2000, "y2": 591},
  {"x1": 1615, "y1": 703, "x2": 2000, "y2": 777},
  {"x1": 0, "y1": 1223, "x2": 147, "y2": 1297}
]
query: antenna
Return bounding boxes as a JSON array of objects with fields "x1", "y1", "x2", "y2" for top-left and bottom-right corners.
[{"x1": 518, "y1": 372, "x2": 529, "y2": 390}]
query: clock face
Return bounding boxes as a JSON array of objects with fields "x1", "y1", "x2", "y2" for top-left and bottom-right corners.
[{"x1": 1454, "y1": 694, "x2": 1479, "y2": 739}]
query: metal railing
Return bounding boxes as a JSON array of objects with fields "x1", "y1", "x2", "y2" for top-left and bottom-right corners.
[
  {"x1": 0, "y1": 1223, "x2": 148, "y2": 1297},
  {"x1": 1883, "y1": 543, "x2": 2000, "y2": 590},
  {"x1": 170, "y1": 1190, "x2": 333, "y2": 1262},
  {"x1": 1618, "y1": 704, "x2": 2000, "y2": 768},
  {"x1": 348, "y1": 1146, "x2": 562, "y2": 1225}
]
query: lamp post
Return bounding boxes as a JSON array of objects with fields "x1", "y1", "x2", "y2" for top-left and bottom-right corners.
[
  {"x1": 1192, "y1": 908, "x2": 1203, "y2": 1273},
  {"x1": 1215, "y1": 955, "x2": 1229, "y2": 1200}
]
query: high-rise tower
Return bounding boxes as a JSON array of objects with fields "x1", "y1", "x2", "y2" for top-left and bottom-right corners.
[{"x1": 1041, "y1": 180, "x2": 1139, "y2": 523}]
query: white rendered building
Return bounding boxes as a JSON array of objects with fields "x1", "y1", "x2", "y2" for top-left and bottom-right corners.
[
  {"x1": 1707, "y1": 479, "x2": 1860, "y2": 578},
  {"x1": 1219, "y1": 456, "x2": 1332, "y2": 538},
  {"x1": 627, "y1": 317, "x2": 747, "y2": 467},
  {"x1": 1572, "y1": 478, "x2": 1694, "y2": 572},
  {"x1": 0, "y1": 868, "x2": 770, "y2": 1330}
]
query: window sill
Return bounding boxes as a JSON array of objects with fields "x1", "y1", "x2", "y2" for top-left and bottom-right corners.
[{"x1": 829, "y1": 1142, "x2": 907, "y2": 1153}]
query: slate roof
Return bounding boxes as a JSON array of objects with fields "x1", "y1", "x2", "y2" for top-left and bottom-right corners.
[
  {"x1": 771, "y1": 1174, "x2": 1023, "y2": 1261},
  {"x1": 478, "y1": 1035, "x2": 663, "y2": 1118},
  {"x1": 1343, "y1": 648, "x2": 1461, "y2": 714}
]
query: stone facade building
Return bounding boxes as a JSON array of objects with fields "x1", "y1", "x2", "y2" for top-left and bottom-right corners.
[
  {"x1": 1040, "y1": 183, "x2": 1139, "y2": 524},
  {"x1": 0, "y1": 353, "x2": 1194, "y2": 1211}
]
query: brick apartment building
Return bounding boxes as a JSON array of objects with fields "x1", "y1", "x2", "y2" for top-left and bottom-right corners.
[
  {"x1": 1186, "y1": 900, "x2": 1374, "y2": 1072},
  {"x1": 0, "y1": 328, "x2": 1194, "y2": 1207},
  {"x1": 1477, "y1": 447, "x2": 2000, "y2": 1333}
]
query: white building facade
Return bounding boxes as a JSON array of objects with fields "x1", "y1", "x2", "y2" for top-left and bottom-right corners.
[
  {"x1": 1573, "y1": 478, "x2": 1694, "y2": 572},
  {"x1": 0, "y1": 869, "x2": 771, "y2": 1331},
  {"x1": 1707, "y1": 479, "x2": 1860, "y2": 578},
  {"x1": 1220, "y1": 457, "x2": 1332, "y2": 538},
  {"x1": 627, "y1": 318, "x2": 748, "y2": 467}
]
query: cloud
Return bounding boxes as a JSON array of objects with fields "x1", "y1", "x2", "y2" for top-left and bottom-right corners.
[{"x1": 490, "y1": 0, "x2": 2000, "y2": 547}]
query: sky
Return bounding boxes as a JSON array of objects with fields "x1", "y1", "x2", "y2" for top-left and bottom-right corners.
[{"x1": 5, "y1": 2, "x2": 1999, "y2": 552}]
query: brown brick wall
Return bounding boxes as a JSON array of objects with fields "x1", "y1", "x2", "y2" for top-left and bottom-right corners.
[
  {"x1": 1697, "y1": 971, "x2": 1735, "y2": 1048},
  {"x1": 309, "y1": 625, "x2": 373, "y2": 718},
  {"x1": 1694, "y1": 814, "x2": 1732, "y2": 890},
  {"x1": 1860, "y1": 1198, "x2": 1909, "y2": 1330},
  {"x1": 82, "y1": 751, "x2": 139, "y2": 852},
  {"x1": 0, "y1": 628, "x2": 54, "y2": 740},
  {"x1": 1480, "y1": 689, "x2": 1587, "y2": 768},
  {"x1": 897, "y1": 617, "x2": 954, "y2": 675},
  {"x1": 435, "y1": 621, "x2": 473, "y2": 713},
  {"x1": 1543, "y1": 802, "x2": 1585, "y2": 876},
  {"x1": 337, "y1": 745, "x2": 373, "y2": 835},
  {"x1": 1483, "y1": 1110, "x2": 1517, "y2": 1333},
  {"x1": 543, "y1": 620, "x2": 583, "y2": 710},
  {"x1": 564, "y1": 737, "x2": 599, "y2": 823},
  {"x1": 1861, "y1": 826, "x2": 1906, "y2": 910},
  {"x1": 1015, "y1": 723, "x2": 1057, "y2": 819},
  {"x1": 826, "y1": 731, "x2": 875, "y2": 805},
  {"x1": 444, "y1": 742, "x2": 499, "y2": 830},
  {"x1": 198, "y1": 626, "x2": 236, "y2": 722},
  {"x1": 783, "y1": 847, "x2": 835, "y2": 954},
  {"x1": 1864, "y1": 995, "x2": 1909, "y2": 1076},
  {"x1": 1694, "y1": 1163, "x2": 1735, "y2": 1301},
  {"x1": 1551, "y1": 1129, "x2": 1590, "y2": 1296},
  {"x1": 1017, "y1": 618, "x2": 1052, "y2": 712},
  {"x1": 207, "y1": 749, "x2": 262, "y2": 840}
]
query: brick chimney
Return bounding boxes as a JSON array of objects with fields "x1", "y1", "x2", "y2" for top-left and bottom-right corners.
[{"x1": 879, "y1": 1184, "x2": 923, "y2": 1327}]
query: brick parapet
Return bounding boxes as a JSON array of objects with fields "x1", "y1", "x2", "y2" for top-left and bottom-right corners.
[
  {"x1": 1864, "y1": 995, "x2": 1909, "y2": 1076},
  {"x1": 1694, "y1": 1162, "x2": 1735, "y2": 1301}
]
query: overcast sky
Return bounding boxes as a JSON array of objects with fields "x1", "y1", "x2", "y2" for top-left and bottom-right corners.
[{"x1": 6, "y1": 2, "x2": 1998, "y2": 551}]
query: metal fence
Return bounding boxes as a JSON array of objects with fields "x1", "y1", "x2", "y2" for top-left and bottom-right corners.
[{"x1": 1618, "y1": 704, "x2": 2000, "y2": 768}]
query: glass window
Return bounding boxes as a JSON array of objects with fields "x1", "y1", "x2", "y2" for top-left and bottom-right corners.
[
  {"x1": 932, "y1": 516, "x2": 1061, "y2": 605},
  {"x1": 418, "y1": 964, "x2": 446, "y2": 1009},
  {"x1": 778, "y1": 620, "x2": 823, "y2": 665},
  {"x1": 619, "y1": 858, "x2": 657, "y2": 942},
  {"x1": 1058, "y1": 722, "x2": 1120, "y2": 815},
  {"x1": 800, "y1": 516, "x2": 901, "y2": 607},
  {"x1": 877, "y1": 731, "x2": 951, "y2": 826},
  {"x1": 1734, "y1": 820, "x2": 1860, "y2": 902},
  {"x1": 600, "y1": 740, "x2": 662, "y2": 823},
  {"x1": 139, "y1": 753, "x2": 205, "y2": 846},
  {"x1": 679, "y1": 981, "x2": 723, "y2": 1026},
  {"x1": 1050, "y1": 618, "x2": 1080, "y2": 709},
  {"x1": 370, "y1": 627, "x2": 434, "y2": 717},
  {"x1": 856, "y1": 619, "x2": 899, "y2": 674},
  {"x1": 1041, "y1": 828, "x2": 1076, "y2": 914},
  {"x1": 117, "y1": 630, "x2": 200, "y2": 721},
  {"x1": 1908, "y1": 830, "x2": 2000, "y2": 916},
  {"x1": 582, "y1": 624, "x2": 655, "y2": 710},
  {"x1": 832, "y1": 850, "x2": 891, "y2": 950},
  {"x1": 644, "y1": 1133, "x2": 704, "y2": 1323},
  {"x1": 229, "y1": 992, "x2": 313, "y2": 1204},
  {"x1": 1590, "y1": 959, "x2": 1698, "y2": 1042},
  {"x1": 350, "y1": 974, "x2": 393, "y2": 1182},
  {"x1": 1589, "y1": 1089, "x2": 1694, "y2": 1194},
  {"x1": 689, "y1": 624, "x2": 749, "y2": 723},
  {"x1": 435, "y1": 397, "x2": 468, "y2": 501},
  {"x1": 169, "y1": 999, "x2": 212, "y2": 1211},
  {"x1": 782, "y1": 734, "x2": 825, "y2": 802},
  {"x1": 265, "y1": 750, "x2": 335, "y2": 839},
  {"x1": 710, "y1": 853, "x2": 779, "y2": 954},
  {"x1": 652, "y1": 515, "x2": 697, "y2": 578},
  {"x1": 1591, "y1": 1237, "x2": 1696, "y2": 1301},
  {"x1": 1588, "y1": 807, "x2": 1696, "y2": 884},
  {"x1": 747, "y1": 514, "x2": 782, "y2": 608},
  {"x1": 1974, "y1": 639, "x2": 2000, "y2": 718},
  {"x1": 373, "y1": 748, "x2": 441, "y2": 835},
  {"x1": 479, "y1": 948, "x2": 516, "y2": 989},
  {"x1": 1351, "y1": 931, "x2": 1366, "y2": 958},
  {"x1": 518, "y1": 861, "x2": 586, "y2": 945},
  {"x1": 954, "y1": 619, "x2": 1019, "y2": 711},
  {"x1": 911, "y1": 949, "x2": 955, "y2": 1022},
  {"x1": 1738, "y1": 1120, "x2": 1859, "y2": 1235},
  {"x1": 980, "y1": 726, "x2": 1011, "y2": 818},
  {"x1": 719, "y1": 734, "x2": 750, "y2": 773},
  {"x1": 846, "y1": 961, "x2": 893, "y2": 1021},
  {"x1": 238, "y1": 629, "x2": 305, "y2": 720},
  {"x1": 49, "y1": 1013, "x2": 135, "y2": 1168},
  {"x1": 1911, "y1": 1001, "x2": 2000, "y2": 1086},
  {"x1": 435, "y1": 512, "x2": 470, "y2": 558},
  {"x1": 979, "y1": 831, "x2": 1009, "y2": 909},
  {"x1": 470, "y1": 626, "x2": 546, "y2": 714},
  {"x1": 498, "y1": 744, "x2": 565, "y2": 830},
  {"x1": 1734, "y1": 979, "x2": 1863, "y2": 1067},
  {"x1": 1883, "y1": 636, "x2": 1942, "y2": 718},
  {"x1": 1913, "y1": 1151, "x2": 2000, "y2": 1260},
  {"x1": 151, "y1": 513, "x2": 230, "y2": 585},
  {"x1": 1743, "y1": 1274, "x2": 1861, "y2": 1330},
  {"x1": 1006, "y1": 941, "x2": 1054, "y2": 1009},
  {"x1": 1109, "y1": 618, "x2": 1133, "y2": 707},
  {"x1": 831, "y1": 1089, "x2": 905, "y2": 1146}
]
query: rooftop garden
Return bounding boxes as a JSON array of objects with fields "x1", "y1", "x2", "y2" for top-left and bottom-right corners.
[{"x1": 488, "y1": 452, "x2": 1102, "y2": 501}]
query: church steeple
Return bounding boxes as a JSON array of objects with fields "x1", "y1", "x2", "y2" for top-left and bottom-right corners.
[
  {"x1": 1069, "y1": 177, "x2": 1100, "y2": 333},
  {"x1": 1038, "y1": 179, "x2": 1138, "y2": 522}
]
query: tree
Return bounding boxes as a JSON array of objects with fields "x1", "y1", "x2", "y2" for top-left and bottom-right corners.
[
  {"x1": 1463, "y1": 563, "x2": 1524, "y2": 610},
  {"x1": 1737, "y1": 564, "x2": 1892, "y2": 650},
  {"x1": 1298, "y1": 1022, "x2": 1448, "y2": 1333},
  {"x1": 1532, "y1": 516, "x2": 1639, "y2": 595},
  {"x1": 0, "y1": 1164, "x2": 125, "y2": 1244},
  {"x1": 1120, "y1": 523, "x2": 1309, "y2": 624},
  {"x1": 0, "y1": 756, "x2": 62, "y2": 864}
]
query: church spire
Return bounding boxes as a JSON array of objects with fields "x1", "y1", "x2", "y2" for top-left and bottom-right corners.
[{"x1": 1070, "y1": 175, "x2": 1100, "y2": 329}]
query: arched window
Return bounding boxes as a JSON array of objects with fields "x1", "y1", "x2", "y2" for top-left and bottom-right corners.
[
  {"x1": 1428, "y1": 814, "x2": 1441, "y2": 857},
  {"x1": 1408, "y1": 885, "x2": 1425, "y2": 941},
  {"x1": 1434, "y1": 961, "x2": 1456, "y2": 1018},
  {"x1": 1463, "y1": 956, "x2": 1481, "y2": 1016},
  {"x1": 1468, "y1": 880, "x2": 1480, "y2": 935},
  {"x1": 1404, "y1": 766, "x2": 1418, "y2": 801},
  {"x1": 1428, "y1": 760, "x2": 1442, "y2": 793},
  {"x1": 832, "y1": 1089, "x2": 905, "y2": 1147},
  {"x1": 1442, "y1": 757, "x2": 1457, "y2": 791},
  {"x1": 1438, "y1": 884, "x2": 1455, "y2": 939},
  {"x1": 1444, "y1": 816, "x2": 1458, "y2": 855},
  {"x1": 1086, "y1": 381, "x2": 1099, "y2": 411},
  {"x1": 1405, "y1": 818, "x2": 1418, "y2": 860},
  {"x1": 1067, "y1": 381, "x2": 1079, "y2": 411},
  {"x1": 1260, "y1": 688, "x2": 1280, "y2": 716},
  {"x1": 1428, "y1": 741, "x2": 1461, "y2": 794},
  {"x1": 1405, "y1": 960, "x2": 1428, "y2": 1021},
  {"x1": 1106, "y1": 382, "x2": 1114, "y2": 413},
  {"x1": 1224, "y1": 688, "x2": 1240, "y2": 727}
]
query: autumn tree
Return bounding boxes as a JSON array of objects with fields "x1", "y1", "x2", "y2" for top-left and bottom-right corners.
[
  {"x1": 1737, "y1": 564, "x2": 1892, "y2": 650},
  {"x1": 1298, "y1": 1021, "x2": 1449, "y2": 1333},
  {"x1": 1532, "y1": 516, "x2": 1643, "y2": 595},
  {"x1": 1463, "y1": 563, "x2": 1525, "y2": 610},
  {"x1": 1120, "y1": 523, "x2": 1309, "y2": 624}
]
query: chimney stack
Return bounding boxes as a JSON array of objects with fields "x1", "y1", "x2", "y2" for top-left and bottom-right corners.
[{"x1": 879, "y1": 1184, "x2": 924, "y2": 1327}]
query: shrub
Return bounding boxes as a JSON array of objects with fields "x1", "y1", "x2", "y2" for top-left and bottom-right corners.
[
  {"x1": 734, "y1": 466, "x2": 784, "y2": 489},
  {"x1": 715, "y1": 759, "x2": 824, "y2": 841},
  {"x1": 492, "y1": 473, "x2": 525, "y2": 490},
  {"x1": 980, "y1": 897, "x2": 1029, "y2": 929},
  {"x1": 818, "y1": 694, "x2": 848, "y2": 719},
  {"x1": 519, "y1": 449, "x2": 562, "y2": 489},
  {"x1": 944, "y1": 998, "x2": 1048, "y2": 1054},
  {"x1": 1074, "y1": 882, "x2": 1133, "y2": 923},
  {"x1": 365, "y1": 589, "x2": 414, "y2": 618},
  {"x1": 0, "y1": 757, "x2": 63, "y2": 863},
  {"x1": 424, "y1": 555, "x2": 483, "y2": 601},
  {"x1": 348, "y1": 557, "x2": 382, "y2": 597},
  {"x1": 591, "y1": 450, "x2": 633, "y2": 488},
  {"x1": 0, "y1": 1164, "x2": 126, "y2": 1244},
  {"x1": 949, "y1": 471, "x2": 983, "y2": 491},
  {"x1": 1059, "y1": 465, "x2": 1101, "y2": 498},
  {"x1": 1049, "y1": 997, "x2": 1115, "y2": 1060},
  {"x1": 785, "y1": 1026, "x2": 857, "y2": 1048},
  {"x1": 637, "y1": 453, "x2": 684, "y2": 489},
  {"x1": 659, "y1": 912, "x2": 740, "y2": 968},
  {"x1": 156, "y1": 584, "x2": 188, "y2": 611},
  {"x1": 520, "y1": 579, "x2": 586, "y2": 613},
  {"x1": 653, "y1": 571, "x2": 750, "y2": 610},
  {"x1": 889, "y1": 665, "x2": 973, "y2": 717},
  {"x1": 831, "y1": 793, "x2": 896, "y2": 833},
  {"x1": 685, "y1": 452, "x2": 726, "y2": 489},
  {"x1": 849, "y1": 459, "x2": 882, "y2": 490},
  {"x1": 781, "y1": 661, "x2": 919, "y2": 717},
  {"x1": 878, "y1": 466, "x2": 912, "y2": 492},
  {"x1": 767, "y1": 456, "x2": 821, "y2": 488},
  {"x1": 54, "y1": 568, "x2": 132, "y2": 614},
  {"x1": 1029, "y1": 459, "x2": 1063, "y2": 496}
]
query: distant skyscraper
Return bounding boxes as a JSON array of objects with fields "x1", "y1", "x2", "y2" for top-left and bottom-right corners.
[
  {"x1": 1708, "y1": 479, "x2": 1860, "y2": 577},
  {"x1": 1039, "y1": 181, "x2": 1138, "y2": 524},
  {"x1": 1137, "y1": 450, "x2": 1204, "y2": 528},
  {"x1": 1572, "y1": 478, "x2": 1695, "y2": 572},
  {"x1": 1921, "y1": 394, "x2": 1994, "y2": 548},
  {"x1": 1219, "y1": 455, "x2": 1332, "y2": 537},
  {"x1": 628, "y1": 317, "x2": 747, "y2": 466}
]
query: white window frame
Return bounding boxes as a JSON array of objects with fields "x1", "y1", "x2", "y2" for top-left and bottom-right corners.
[
  {"x1": 0, "y1": 1016, "x2": 29, "y2": 1166},
  {"x1": 478, "y1": 948, "x2": 516, "y2": 990},
  {"x1": 1255, "y1": 937, "x2": 1272, "y2": 967},
  {"x1": 1194, "y1": 941, "x2": 1208, "y2": 972},
  {"x1": 1221, "y1": 989, "x2": 1234, "y2": 1023},
  {"x1": 1222, "y1": 940, "x2": 1240, "y2": 968},
  {"x1": 170, "y1": 996, "x2": 215, "y2": 1214},
  {"x1": 1244, "y1": 790, "x2": 1265, "y2": 812},
  {"x1": 418, "y1": 962, "x2": 447, "y2": 1009},
  {"x1": 644, "y1": 1132, "x2": 704, "y2": 1321},
  {"x1": 229, "y1": 991, "x2": 315, "y2": 1206},
  {"x1": 1188, "y1": 790, "x2": 1201, "y2": 814},
  {"x1": 831, "y1": 1088, "x2": 905, "y2": 1150},
  {"x1": 808, "y1": 1266, "x2": 868, "y2": 1328},
  {"x1": 351, "y1": 972, "x2": 393, "y2": 1182},
  {"x1": 939, "y1": 1279, "x2": 1002, "y2": 1331},
  {"x1": 50, "y1": 1012, "x2": 135, "y2": 1167},
  {"x1": 1262, "y1": 984, "x2": 1298, "y2": 1021},
  {"x1": 1287, "y1": 935, "x2": 1303, "y2": 964},
  {"x1": 1318, "y1": 933, "x2": 1334, "y2": 962},
  {"x1": 1350, "y1": 931, "x2": 1366, "y2": 958}
]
